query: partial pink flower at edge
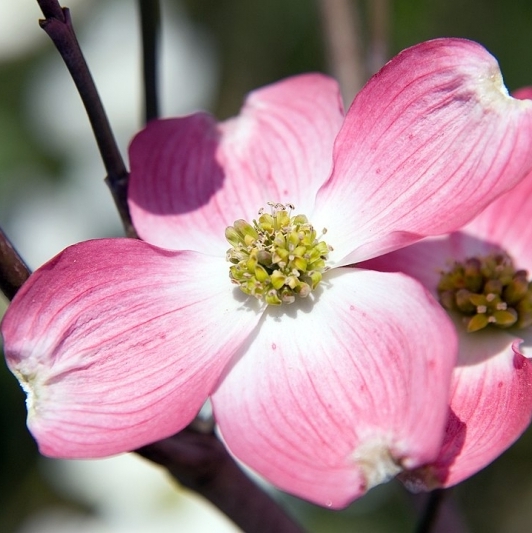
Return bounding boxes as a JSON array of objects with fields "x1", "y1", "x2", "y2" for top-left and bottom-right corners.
[
  {"x1": 3, "y1": 39, "x2": 532, "y2": 508},
  {"x1": 363, "y1": 89, "x2": 532, "y2": 490}
]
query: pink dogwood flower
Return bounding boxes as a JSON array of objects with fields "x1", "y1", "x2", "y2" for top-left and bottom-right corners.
[
  {"x1": 3, "y1": 39, "x2": 532, "y2": 508},
  {"x1": 364, "y1": 87, "x2": 532, "y2": 491}
]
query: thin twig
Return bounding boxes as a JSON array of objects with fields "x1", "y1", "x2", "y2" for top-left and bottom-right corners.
[
  {"x1": 139, "y1": 0, "x2": 161, "y2": 123},
  {"x1": 38, "y1": 0, "x2": 64, "y2": 19},
  {"x1": 317, "y1": 0, "x2": 366, "y2": 107},
  {"x1": 0, "y1": 227, "x2": 31, "y2": 301},
  {"x1": 36, "y1": 1, "x2": 136, "y2": 237}
]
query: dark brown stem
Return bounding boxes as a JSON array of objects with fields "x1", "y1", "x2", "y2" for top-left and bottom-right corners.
[
  {"x1": 38, "y1": 0, "x2": 65, "y2": 20},
  {"x1": 36, "y1": 1, "x2": 136, "y2": 237},
  {"x1": 414, "y1": 489, "x2": 447, "y2": 533},
  {"x1": 0, "y1": 227, "x2": 31, "y2": 300},
  {"x1": 139, "y1": 0, "x2": 161, "y2": 123},
  {"x1": 137, "y1": 427, "x2": 304, "y2": 533}
]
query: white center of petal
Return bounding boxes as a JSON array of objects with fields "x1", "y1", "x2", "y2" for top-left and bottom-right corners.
[
  {"x1": 438, "y1": 252, "x2": 532, "y2": 333},
  {"x1": 225, "y1": 202, "x2": 332, "y2": 305},
  {"x1": 352, "y1": 438, "x2": 403, "y2": 490}
]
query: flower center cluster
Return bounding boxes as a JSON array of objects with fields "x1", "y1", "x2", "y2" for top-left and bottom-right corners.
[
  {"x1": 437, "y1": 252, "x2": 532, "y2": 333},
  {"x1": 225, "y1": 202, "x2": 331, "y2": 305}
]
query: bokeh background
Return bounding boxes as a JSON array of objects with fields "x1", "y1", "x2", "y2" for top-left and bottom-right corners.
[{"x1": 1, "y1": 0, "x2": 532, "y2": 531}]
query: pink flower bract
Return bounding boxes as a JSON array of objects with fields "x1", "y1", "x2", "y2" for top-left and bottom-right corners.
[
  {"x1": 365, "y1": 87, "x2": 532, "y2": 491},
  {"x1": 3, "y1": 39, "x2": 532, "y2": 508}
]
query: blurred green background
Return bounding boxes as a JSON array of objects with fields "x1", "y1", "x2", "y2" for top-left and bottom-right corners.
[{"x1": 1, "y1": 0, "x2": 532, "y2": 531}]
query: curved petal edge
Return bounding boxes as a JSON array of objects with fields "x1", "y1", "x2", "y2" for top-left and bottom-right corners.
[{"x1": 1, "y1": 239, "x2": 262, "y2": 458}]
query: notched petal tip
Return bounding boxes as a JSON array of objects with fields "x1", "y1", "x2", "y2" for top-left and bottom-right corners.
[
  {"x1": 477, "y1": 67, "x2": 532, "y2": 112},
  {"x1": 10, "y1": 369, "x2": 37, "y2": 421},
  {"x1": 352, "y1": 438, "x2": 403, "y2": 490}
]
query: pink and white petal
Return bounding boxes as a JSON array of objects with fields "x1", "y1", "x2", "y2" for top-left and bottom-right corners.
[
  {"x1": 212, "y1": 268, "x2": 456, "y2": 508},
  {"x1": 312, "y1": 38, "x2": 532, "y2": 266},
  {"x1": 401, "y1": 331, "x2": 532, "y2": 490},
  {"x1": 129, "y1": 73, "x2": 344, "y2": 253},
  {"x1": 1, "y1": 239, "x2": 263, "y2": 458}
]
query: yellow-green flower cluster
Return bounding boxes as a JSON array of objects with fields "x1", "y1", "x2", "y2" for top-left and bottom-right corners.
[
  {"x1": 225, "y1": 203, "x2": 331, "y2": 305},
  {"x1": 438, "y1": 253, "x2": 532, "y2": 332}
]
